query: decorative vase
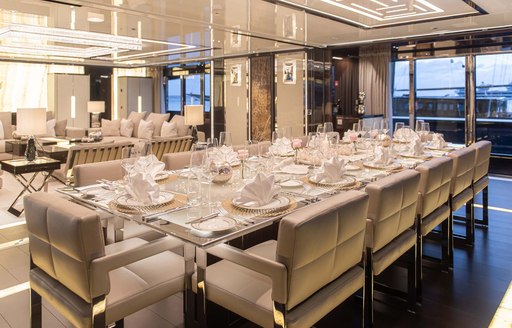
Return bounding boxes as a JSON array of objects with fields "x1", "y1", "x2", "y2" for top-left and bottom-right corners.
[{"x1": 212, "y1": 161, "x2": 233, "y2": 184}]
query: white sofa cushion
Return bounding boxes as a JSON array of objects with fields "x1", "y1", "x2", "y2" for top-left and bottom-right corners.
[
  {"x1": 169, "y1": 115, "x2": 189, "y2": 137},
  {"x1": 147, "y1": 113, "x2": 170, "y2": 137},
  {"x1": 161, "y1": 121, "x2": 178, "y2": 138},
  {"x1": 0, "y1": 112, "x2": 13, "y2": 139},
  {"x1": 46, "y1": 119, "x2": 56, "y2": 137},
  {"x1": 55, "y1": 119, "x2": 67, "y2": 137},
  {"x1": 120, "y1": 118, "x2": 134, "y2": 137},
  {"x1": 0, "y1": 119, "x2": 4, "y2": 139},
  {"x1": 101, "y1": 119, "x2": 121, "y2": 136},
  {"x1": 128, "y1": 111, "x2": 147, "y2": 138},
  {"x1": 138, "y1": 119, "x2": 154, "y2": 139}
]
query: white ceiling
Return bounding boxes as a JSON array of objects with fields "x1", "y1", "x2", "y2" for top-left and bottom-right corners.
[{"x1": 0, "y1": 0, "x2": 510, "y2": 67}]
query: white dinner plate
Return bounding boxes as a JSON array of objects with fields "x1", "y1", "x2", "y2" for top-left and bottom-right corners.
[
  {"x1": 308, "y1": 175, "x2": 356, "y2": 187},
  {"x1": 280, "y1": 179, "x2": 304, "y2": 188},
  {"x1": 154, "y1": 171, "x2": 170, "y2": 181},
  {"x1": 232, "y1": 195, "x2": 290, "y2": 211},
  {"x1": 191, "y1": 216, "x2": 237, "y2": 233},
  {"x1": 79, "y1": 186, "x2": 112, "y2": 199},
  {"x1": 345, "y1": 164, "x2": 361, "y2": 171},
  {"x1": 281, "y1": 164, "x2": 309, "y2": 175},
  {"x1": 363, "y1": 161, "x2": 402, "y2": 171},
  {"x1": 115, "y1": 191, "x2": 175, "y2": 207},
  {"x1": 399, "y1": 152, "x2": 433, "y2": 159}
]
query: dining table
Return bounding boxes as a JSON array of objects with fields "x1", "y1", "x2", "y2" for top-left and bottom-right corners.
[{"x1": 56, "y1": 137, "x2": 463, "y2": 327}]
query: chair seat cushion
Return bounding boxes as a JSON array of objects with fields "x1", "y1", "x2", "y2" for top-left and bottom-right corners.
[
  {"x1": 421, "y1": 204, "x2": 450, "y2": 237},
  {"x1": 473, "y1": 176, "x2": 489, "y2": 195},
  {"x1": 372, "y1": 228, "x2": 415, "y2": 276},
  {"x1": 451, "y1": 187, "x2": 473, "y2": 211}
]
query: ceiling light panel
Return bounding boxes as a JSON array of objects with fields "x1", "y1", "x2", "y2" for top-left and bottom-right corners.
[{"x1": 279, "y1": 0, "x2": 481, "y2": 28}]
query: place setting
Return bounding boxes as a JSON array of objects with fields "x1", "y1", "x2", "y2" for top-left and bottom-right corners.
[{"x1": 306, "y1": 157, "x2": 359, "y2": 190}]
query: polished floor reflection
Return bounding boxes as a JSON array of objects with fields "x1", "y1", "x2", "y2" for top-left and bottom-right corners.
[{"x1": 0, "y1": 174, "x2": 510, "y2": 327}]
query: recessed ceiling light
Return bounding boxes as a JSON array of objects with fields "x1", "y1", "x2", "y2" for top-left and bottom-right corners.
[
  {"x1": 332, "y1": 56, "x2": 343, "y2": 60},
  {"x1": 88, "y1": 12, "x2": 104, "y2": 23}
]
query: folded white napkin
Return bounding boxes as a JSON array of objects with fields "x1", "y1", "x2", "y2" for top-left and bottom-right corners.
[
  {"x1": 431, "y1": 133, "x2": 447, "y2": 149},
  {"x1": 312, "y1": 157, "x2": 346, "y2": 183},
  {"x1": 269, "y1": 137, "x2": 293, "y2": 155},
  {"x1": 373, "y1": 146, "x2": 394, "y2": 165},
  {"x1": 238, "y1": 173, "x2": 281, "y2": 206},
  {"x1": 411, "y1": 139, "x2": 424, "y2": 156},
  {"x1": 124, "y1": 155, "x2": 164, "y2": 204},
  {"x1": 210, "y1": 145, "x2": 238, "y2": 164},
  {"x1": 274, "y1": 157, "x2": 294, "y2": 170}
]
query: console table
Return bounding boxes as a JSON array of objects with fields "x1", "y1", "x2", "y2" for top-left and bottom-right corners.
[{"x1": 0, "y1": 157, "x2": 61, "y2": 216}]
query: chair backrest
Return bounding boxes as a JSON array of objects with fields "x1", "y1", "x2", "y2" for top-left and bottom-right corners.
[
  {"x1": 365, "y1": 170, "x2": 420, "y2": 252},
  {"x1": 276, "y1": 190, "x2": 368, "y2": 310},
  {"x1": 415, "y1": 156, "x2": 453, "y2": 219},
  {"x1": 24, "y1": 193, "x2": 105, "y2": 303},
  {"x1": 162, "y1": 149, "x2": 206, "y2": 170},
  {"x1": 471, "y1": 140, "x2": 492, "y2": 183},
  {"x1": 73, "y1": 159, "x2": 124, "y2": 187},
  {"x1": 151, "y1": 136, "x2": 193, "y2": 161},
  {"x1": 63, "y1": 141, "x2": 132, "y2": 181},
  {"x1": 448, "y1": 147, "x2": 476, "y2": 196}
]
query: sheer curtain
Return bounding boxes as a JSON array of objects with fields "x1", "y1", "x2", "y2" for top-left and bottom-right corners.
[
  {"x1": 358, "y1": 44, "x2": 391, "y2": 116},
  {"x1": 148, "y1": 67, "x2": 165, "y2": 113}
]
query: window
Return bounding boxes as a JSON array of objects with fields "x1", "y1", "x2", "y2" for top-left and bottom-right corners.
[{"x1": 166, "y1": 78, "x2": 181, "y2": 112}]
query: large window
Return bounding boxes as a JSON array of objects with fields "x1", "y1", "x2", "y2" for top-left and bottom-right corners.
[
  {"x1": 164, "y1": 64, "x2": 210, "y2": 114},
  {"x1": 475, "y1": 54, "x2": 512, "y2": 155}
]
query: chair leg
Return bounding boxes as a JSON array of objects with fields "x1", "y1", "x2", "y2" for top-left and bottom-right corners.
[
  {"x1": 441, "y1": 219, "x2": 450, "y2": 272},
  {"x1": 465, "y1": 199, "x2": 475, "y2": 246},
  {"x1": 407, "y1": 245, "x2": 417, "y2": 313},
  {"x1": 364, "y1": 248, "x2": 374, "y2": 328},
  {"x1": 416, "y1": 219, "x2": 423, "y2": 305},
  {"x1": 273, "y1": 302, "x2": 286, "y2": 328},
  {"x1": 115, "y1": 319, "x2": 124, "y2": 328},
  {"x1": 448, "y1": 203, "x2": 454, "y2": 270},
  {"x1": 482, "y1": 186, "x2": 489, "y2": 226},
  {"x1": 30, "y1": 289, "x2": 42, "y2": 328},
  {"x1": 92, "y1": 295, "x2": 106, "y2": 328}
]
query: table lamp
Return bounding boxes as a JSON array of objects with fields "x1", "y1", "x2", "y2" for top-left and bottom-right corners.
[
  {"x1": 184, "y1": 105, "x2": 204, "y2": 143},
  {"x1": 16, "y1": 108, "x2": 47, "y2": 161},
  {"x1": 87, "y1": 101, "x2": 105, "y2": 128}
]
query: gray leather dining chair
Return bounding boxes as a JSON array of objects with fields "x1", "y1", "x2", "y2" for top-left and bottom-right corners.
[
  {"x1": 364, "y1": 169, "x2": 421, "y2": 324},
  {"x1": 470, "y1": 140, "x2": 492, "y2": 227},
  {"x1": 447, "y1": 147, "x2": 476, "y2": 251},
  {"x1": 415, "y1": 156, "x2": 453, "y2": 302},
  {"x1": 24, "y1": 192, "x2": 192, "y2": 328},
  {"x1": 196, "y1": 190, "x2": 369, "y2": 328}
]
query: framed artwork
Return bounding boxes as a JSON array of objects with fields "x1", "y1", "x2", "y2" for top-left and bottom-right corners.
[
  {"x1": 230, "y1": 64, "x2": 242, "y2": 86},
  {"x1": 230, "y1": 25, "x2": 241, "y2": 48},
  {"x1": 283, "y1": 14, "x2": 297, "y2": 39},
  {"x1": 283, "y1": 60, "x2": 296, "y2": 85}
]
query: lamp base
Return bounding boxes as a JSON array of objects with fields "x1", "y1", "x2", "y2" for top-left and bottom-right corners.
[
  {"x1": 191, "y1": 126, "x2": 198, "y2": 144},
  {"x1": 25, "y1": 136, "x2": 36, "y2": 161}
]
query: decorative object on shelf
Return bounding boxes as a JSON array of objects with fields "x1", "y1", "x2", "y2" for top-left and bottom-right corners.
[
  {"x1": 184, "y1": 105, "x2": 204, "y2": 144},
  {"x1": 283, "y1": 60, "x2": 296, "y2": 84},
  {"x1": 87, "y1": 101, "x2": 105, "y2": 128},
  {"x1": 16, "y1": 108, "x2": 47, "y2": 161},
  {"x1": 212, "y1": 161, "x2": 233, "y2": 184},
  {"x1": 355, "y1": 91, "x2": 366, "y2": 115}
]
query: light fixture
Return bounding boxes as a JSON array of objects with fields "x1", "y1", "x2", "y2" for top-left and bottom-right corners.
[
  {"x1": 332, "y1": 56, "x2": 343, "y2": 60},
  {"x1": 87, "y1": 101, "x2": 105, "y2": 128},
  {"x1": 137, "y1": 96, "x2": 142, "y2": 113},
  {"x1": 0, "y1": 23, "x2": 142, "y2": 59},
  {"x1": 16, "y1": 108, "x2": 47, "y2": 161},
  {"x1": 87, "y1": 12, "x2": 105, "y2": 23},
  {"x1": 184, "y1": 105, "x2": 204, "y2": 144}
]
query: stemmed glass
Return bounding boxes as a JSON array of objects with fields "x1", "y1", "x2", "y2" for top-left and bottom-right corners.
[
  {"x1": 323, "y1": 122, "x2": 334, "y2": 133},
  {"x1": 207, "y1": 137, "x2": 219, "y2": 148},
  {"x1": 415, "y1": 120, "x2": 425, "y2": 132},
  {"x1": 272, "y1": 131, "x2": 282, "y2": 144},
  {"x1": 219, "y1": 132, "x2": 232, "y2": 147},
  {"x1": 394, "y1": 122, "x2": 405, "y2": 139},
  {"x1": 244, "y1": 140, "x2": 261, "y2": 179},
  {"x1": 202, "y1": 141, "x2": 220, "y2": 205},
  {"x1": 121, "y1": 146, "x2": 138, "y2": 184},
  {"x1": 380, "y1": 120, "x2": 389, "y2": 135}
]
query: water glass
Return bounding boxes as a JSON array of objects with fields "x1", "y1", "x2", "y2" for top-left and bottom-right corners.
[
  {"x1": 415, "y1": 120, "x2": 425, "y2": 132},
  {"x1": 394, "y1": 122, "x2": 405, "y2": 136},
  {"x1": 352, "y1": 121, "x2": 361, "y2": 132},
  {"x1": 323, "y1": 122, "x2": 334, "y2": 133},
  {"x1": 281, "y1": 126, "x2": 292, "y2": 139},
  {"x1": 421, "y1": 122, "x2": 430, "y2": 133},
  {"x1": 272, "y1": 131, "x2": 282, "y2": 143},
  {"x1": 207, "y1": 137, "x2": 219, "y2": 148},
  {"x1": 219, "y1": 131, "x2": 232, "y2": 147}
]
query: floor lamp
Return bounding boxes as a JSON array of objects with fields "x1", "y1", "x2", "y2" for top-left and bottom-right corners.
[
  {"x1": 87, "y1": 101, "x2": 105, "y2": 128},
  {"x1": 184, "y1": 105, "x2": 204, "y2": 144},
  {"x1": 16, "y1": 108, "x2": 47, "y2": 161}
]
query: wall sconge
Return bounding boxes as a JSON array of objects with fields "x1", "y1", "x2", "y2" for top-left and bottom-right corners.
[
  {"x1": 184, "y1": 105, "x2": 204, "y2": 144},
  {"x1": 87, "y1": 101, "x2": 105, "y2": 128}
]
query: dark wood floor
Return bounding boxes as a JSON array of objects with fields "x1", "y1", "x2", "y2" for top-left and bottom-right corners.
[{"x1": 208, "y1": 177, "x2": 512, "y2": 328}]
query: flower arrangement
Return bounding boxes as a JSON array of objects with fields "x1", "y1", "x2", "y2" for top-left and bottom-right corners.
[
  {"x1": 237, "y1": 149, "x2": 249, "y2": 179},
  {"x1": 292, "y1": 138, "x2": 302, "y2": 164}
]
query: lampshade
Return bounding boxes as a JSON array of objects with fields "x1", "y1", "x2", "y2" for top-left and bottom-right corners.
[
  {"x1": 87, "y1": 101, "x2": 105, "y2": 113},
  {"x1": 184, "y1": 105, "x2": 204, "y2": 126},
  {"x1": 16, "y1": 108, "x2": 47, "y2": 135}
]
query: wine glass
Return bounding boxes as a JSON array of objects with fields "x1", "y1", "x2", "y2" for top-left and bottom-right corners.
[
  {"x1": 272, "y1": 131, "x2": 282, "y2": 144},
  {"x1": 190, "y1": 143, "x2": 206, "y2": 180},
  {"x1": 121, "y1": 146, "x2": 139, "y2": 184},
  {"x1": 394, "y1": 122, "x2": 405, "y2": 139},
  {"x1": 207, "y1": 137, "x2": 218, "y2": 148},
  {"x1": 415, "y1": 120, "x2": 425, "y2": 132},
  {"x1": 352, "y1": 121, "x2": 361, "y2": 133},
  {"x1": 323, "y1": 122, "x2": 333, "y2": 133},
  {"x1": 219, "y1": 131, "x2": 232, "y2": 147},
  {"x1": 281, "y1": 126, "x2": 292, "y2": 140},
  {"x1": 421, "y1": 122, "x2": 430, "y2": 133},
  {"x1": 307, "y1": 132, "x2": 319, "y2": 148},
  {"x1": 244, "y1": 140, "x2": 261, "y2": 178},
  {"x1": 380, "y1": 120, "x2": 389, "y2": 135}
]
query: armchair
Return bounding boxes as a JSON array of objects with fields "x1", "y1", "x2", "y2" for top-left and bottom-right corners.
[{"x1": 24, "y1": 192, "x2": 193, "y2": 328}]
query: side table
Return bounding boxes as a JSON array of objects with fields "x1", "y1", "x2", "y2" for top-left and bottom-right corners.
[{"x1": 0, "y1": 157, "x2": 61, "y2": 216}]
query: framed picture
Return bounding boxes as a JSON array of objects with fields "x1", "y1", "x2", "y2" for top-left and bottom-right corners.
[
  {"x1": 283, "y1": 60, "x2": 296, "y2": 85},
  {"x1": 230, "y1": 64, "x2": 242, "y2": 86},
  {"x1": 230, "y1": 25, "x2": 241, "y2": 48},
  {"x1": 283, "y1": 14, "x2": 297, "y2": 39}
]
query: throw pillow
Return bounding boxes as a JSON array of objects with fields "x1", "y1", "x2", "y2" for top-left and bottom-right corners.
[
  {"x1": 0, "y1": 120, "x2": 4, "y2": 139},
  {"x1": 101, "y1": 119, "x2": 121, "y2": 136},
  {"x1": 55, "y1": 119, "x2": 67, "y2": 137},
  {"x1": 128, "y1": 111, "x2": 147, "y2": 138},
  {"x1": 147, "y1": 113, "x2": 170, "y2": 137},
  {"x1": 138, "y1": 119, "x2": 154, "y2": 140},
  {"x1": 169, "y1": 115, "x2": 190, "y2": 137},
  {"x1": 46, "y1": 119, "x2": 56, "y2": 137},
  {"x1": 0, "y1": 112, "x2": 13, "y2": 139},
  {"x1": 161, "y1": 120, "x2": 178, "y2": 138},
  {"x1": 120, "y1": 118, "x2": 134, "y2": 137}
]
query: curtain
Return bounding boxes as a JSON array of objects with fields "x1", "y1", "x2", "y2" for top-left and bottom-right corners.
[
  {"x1": 148, "y1": 67, "x2": 165, "y2": 113},
  {"x1": 358, "y1": 44, "x2": 391, "y2": 116}
]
